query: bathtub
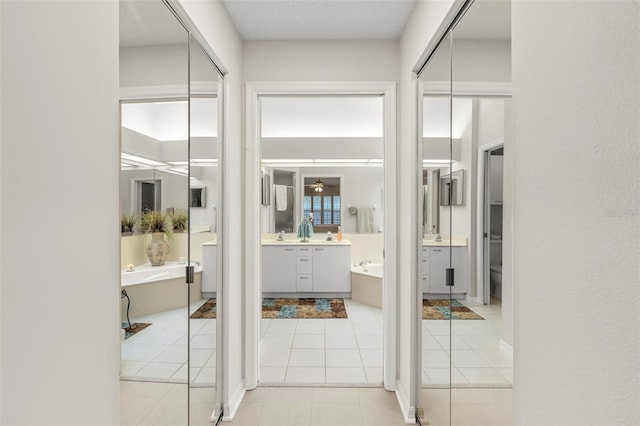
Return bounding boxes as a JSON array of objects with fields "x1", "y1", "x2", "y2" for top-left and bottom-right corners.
[
  {"x1": 120, "y1": 262, "x2": 203, "y2": 318},
  {"x1": 121, "y1": 262, "x2": 202, "y2": 287},
  {"x1": 351, "y1": 263, "x2": 383, "y2": 309}
]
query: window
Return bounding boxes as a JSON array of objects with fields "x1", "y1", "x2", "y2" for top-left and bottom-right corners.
[{"x1": 304, "y1": 194, "x2": 341, "y2": 225}]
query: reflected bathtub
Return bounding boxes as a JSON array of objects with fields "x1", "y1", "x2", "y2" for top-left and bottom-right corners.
[{"x1": 351, "y1": 263, "x2": 383, "y2": 309}]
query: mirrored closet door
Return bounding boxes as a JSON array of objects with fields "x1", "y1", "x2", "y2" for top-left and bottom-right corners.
[
  {"x1": 418, "y1": 0, "x2": 513, "y2": 425},
  {"x1": 119, "y1": 1, "x2": 224, "y2": 424}
]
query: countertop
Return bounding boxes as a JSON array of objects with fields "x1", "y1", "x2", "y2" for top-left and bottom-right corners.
[
  {"x1": 423, "y1": 236, "x2": 467, "y2": 247},
  {"x1": 202, "y1": 240, "x2": 217, "y2": 246},
  {"x1": 262, "y1": 239, "x2": 351, "y2": 246}
]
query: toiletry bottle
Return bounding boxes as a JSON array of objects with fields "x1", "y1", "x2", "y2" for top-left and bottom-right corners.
[{"x1": 337, "y1": 226, "x2": 342, "y2": 241}]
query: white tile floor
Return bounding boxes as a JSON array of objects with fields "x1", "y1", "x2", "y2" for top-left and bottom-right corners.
[
  {"x1": 224, "y1": 387, "x2": 408, "y2": 426},
  {"x1": 259, "y1": 299, "x2": 383, "y2": 385},
  {"x1": 120, "y1": 299, "x2": 216, "y2": 385},
  {"x1": 120, "y1": 381, "x2": 216, "y2": 426},
  {"x1": 422, "y1": 388, "x2": 513, "y2": 426},
  {"x1": 422, "y1": 297, "x2": 513, "y2": 387}
]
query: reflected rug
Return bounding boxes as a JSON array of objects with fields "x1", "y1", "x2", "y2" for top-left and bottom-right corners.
[
  {"x1": 262, "y1": 298, "x2": 348, "y2": 319},
  {"x1": 122, "y1": 322, "x2": 152, "y2": 339},
  {"x1": 422, "y1": 299, "x2": 484, "y2": 320},
  {"x1": 190, "y1": 298, "x2": 217, "y2": 319}
]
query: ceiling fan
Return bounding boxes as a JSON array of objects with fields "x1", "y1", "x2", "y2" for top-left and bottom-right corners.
[{"x1": 305, "y1": 178, "x2": 336, "y2": 193}]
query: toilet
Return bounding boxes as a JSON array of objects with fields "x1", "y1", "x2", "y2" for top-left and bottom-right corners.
[{"x1": 490, "y1": 264, "x2": 502, "y2": 298}]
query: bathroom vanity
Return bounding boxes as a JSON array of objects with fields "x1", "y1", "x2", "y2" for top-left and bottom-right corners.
[
  {"x1": 262, "y1": 240, "x2": 351, "y2": 295},
  {"x1": 421, "y1": 239, "x2": 468, "y2": 295}
]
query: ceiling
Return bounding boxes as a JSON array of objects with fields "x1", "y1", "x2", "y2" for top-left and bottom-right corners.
[
  {"x1": 120, "y1": 0, "x2": 510, "y2": 45},
  {"x1": 222, "y1": 0, "x2": 416, "y2": 40}
]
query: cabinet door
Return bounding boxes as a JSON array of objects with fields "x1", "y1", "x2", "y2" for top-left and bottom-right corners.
[
  {"x1": 450, "y1": 247, "x2": 468, "y2": 293},
  {"x1": 262, "y1": 246, "x2": 296, "y2": 292},
  {"x1": 201, "y1": 245, "x2": 217, "y2": 292},
  {"x1": 429, "y1": 247, "x2": 449, "y2": 293},
  {"x1": 312, "y1": 246, "x2": 351, "y2": 292},
  {"x1": 428, "y1": 247, "x2": 468, "y2": 293}
]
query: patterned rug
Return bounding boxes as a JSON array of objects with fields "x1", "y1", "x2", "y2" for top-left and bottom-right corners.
[
  {"x1": 422, "y1": 299, "x2": 484, "y2": 320},
  {"x1": 191, "y1": 298, "x2": 217, "y2": 319},
  {"x1": 122, "y1": 322, "x2": 152, "y2": 339},
  {"x1": 190, "y1": 298, "x2": 348, "y2": 319},
  {"x1": 262, "y1": 298, "x2": 348, "y2": 319}
]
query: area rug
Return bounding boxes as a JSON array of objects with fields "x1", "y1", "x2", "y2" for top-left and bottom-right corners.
[
  {"x1": 190, "y1": 298, "x2": 217, "y2": 319},
  {"x1": 263, "y1": 298, "x2": 348, "y2": 319},
  {"x1": 422, "y1": 299, "x2": 484, "y2": 320},
  {"x1": 122, "y1": 322, "x2": 152, "y2": 339}
]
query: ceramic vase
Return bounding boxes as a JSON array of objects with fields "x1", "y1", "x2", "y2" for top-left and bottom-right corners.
[{"x1": 146, "y1": 232, "x2": 169, "y2": 266}]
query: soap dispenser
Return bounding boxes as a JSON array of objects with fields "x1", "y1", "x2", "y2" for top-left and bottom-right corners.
[{"x1": 337, "y1": 226, "x2": 342, "y2": 241}]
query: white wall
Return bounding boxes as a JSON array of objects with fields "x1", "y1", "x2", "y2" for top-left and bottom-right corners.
[
  {"x1": 399, "y1": 0, "x2": 457, "y2": 420},
  {"x1": 243, "y1": 40, "x2": 399, "y2": 81},
  {"x1": 120, "y1": 44, "x2": 189, "y2": 88},
  {"x1": 1, "y1": 1, "x2": 119, "y2": 424},
  {"x1": 513, "y1": 1, "x2": 639, "y2": 424},
  {"x1": 176, "y1": 0, "x2": 244, "y2": 418}
]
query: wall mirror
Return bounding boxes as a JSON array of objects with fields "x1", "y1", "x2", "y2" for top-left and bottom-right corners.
[
  {"x1": 440, "y1": 169, "x2": 464, "y2": 206},
  {"x1": 119, "y1": 1, "x2": 224, "y2": 423}
]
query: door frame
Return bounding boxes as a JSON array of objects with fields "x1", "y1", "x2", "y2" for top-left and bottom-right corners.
[
  {"x1": 244, "y1": 81, "x2": 398, "y2": 390},
  {"x1": 477, "y1": 139, "x2": 505, "y2": 305}
]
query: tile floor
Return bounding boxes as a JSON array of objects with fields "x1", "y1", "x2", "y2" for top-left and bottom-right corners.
[
  {"x1": 259, "y1": 299, "x2": 383, "y2": 385},
  {"x1": 120, "y1": 299, "x2": 216, "y2": 386},
  {"x1": 422, "y1": 298, "x2": 513, "y2": 387},
  {"x1": 422, "y1": 388, "x2": 513, "y2": 426},
  {"x1": 120, "y1": 381, "x2": 216, "y2": 426},
  {"x1": 224, "y1": 387, "x2": 408, "y2": 426}
]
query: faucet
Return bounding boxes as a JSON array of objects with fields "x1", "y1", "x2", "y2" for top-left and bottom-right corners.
[{"x1": 359, "y1": 260, "x2": 371, "y2": 266}]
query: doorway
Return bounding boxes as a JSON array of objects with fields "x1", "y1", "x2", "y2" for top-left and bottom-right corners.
[{"x1": 244, "y1": 82, "x2": 397, "y2": 391}]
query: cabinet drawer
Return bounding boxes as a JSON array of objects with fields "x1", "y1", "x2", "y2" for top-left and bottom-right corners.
[
  {"x1": 421, "y1": 258, "x2": 431, "y2": 276},
  {"x1": 421, "y1": 275, "x2": 430, "y2": 293},
  {"x1": 296, "y1": 246, "x2": 313, "y2": 256},
  {"x1": 296, "y1": 274, "x2": 313, "y2": 292},
  {"x1": 296, "y1": 256, "x2": 313, "y2": 274},
  {"x1": 422, "y1": 247, "x2": 431, "y2": 258}
]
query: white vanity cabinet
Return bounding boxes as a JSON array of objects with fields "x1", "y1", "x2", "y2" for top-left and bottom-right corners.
[
  {"x1": 262, "y1": 243, "x2": 351, "y2": 294},
  {"x1": 202, "y1": 244, "x2": 217, "y2": 293},
  {"x1": 262, "y1": 246, "x2": 297, "y2": 292},
  {"x1": 312, "y1": 246, "x2": 351, "y2": 292},
  {"x1": 422, "y1": 245, "x2": 468, "y2": 294}
]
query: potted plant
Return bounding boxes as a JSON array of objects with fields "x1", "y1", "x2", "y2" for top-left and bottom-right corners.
[
  {"x1": 121, "y1": 212, "x2": 137, "y2": 236},
  {"x1": 169, "y1": 211, "x2": 188, "y2": 233},
  {"x1": 140, "y1": 210, "x2": 171, "y2": 266}
]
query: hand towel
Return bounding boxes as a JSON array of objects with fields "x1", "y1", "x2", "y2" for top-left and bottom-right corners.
[
  {"x1": 356, "y1": 207, "x2": 374, "y2": 233},
  {"x1": 275, "y1": 185, "x2": 287, "y2": 211}
]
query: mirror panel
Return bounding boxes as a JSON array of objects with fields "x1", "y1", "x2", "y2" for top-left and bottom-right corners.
[
  {"x1": 119, "y1": 0, "x2": 190, "y2": 421},
  {"x1": 420, "y1": 30, "x2": 453, "y2": 425},
  {"x1": 188, "y1": 34, "x2": 223, "y2": 420},
  {"x1": 449, "y1": 1, "x2": 513, "y2": 419}
]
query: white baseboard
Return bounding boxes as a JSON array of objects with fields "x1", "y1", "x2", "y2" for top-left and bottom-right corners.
[
  {"x1": 500, "y1": 339, "x2": 513, "y2": 356},
  {"x1": 222, "y1": 380, "x2": 246, "y2": 421},
  {"x1": 395, "y1": 381, "x2": 416, "y2": 424}
]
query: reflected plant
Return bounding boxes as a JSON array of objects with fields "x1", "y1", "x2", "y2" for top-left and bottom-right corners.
[
  {"x1": 169, "y1": 211, "x2": 188, "y2": 233},
  {"x1": 121, "y1": 212, "x2": 137, "y2": 234},
  {"x1": 140, "y1": 210, "x2": 171, "y2": 236}
]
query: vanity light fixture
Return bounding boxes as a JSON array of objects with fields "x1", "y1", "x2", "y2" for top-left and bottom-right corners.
[{"x1": 260, "y1": 158, "x2": 383, "y2": 167}]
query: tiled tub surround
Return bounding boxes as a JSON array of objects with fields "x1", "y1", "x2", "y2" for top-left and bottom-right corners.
[
  {"x1": 120, "y1": 299, "x2": 216, "y2": 386},
  {"x1": 120, "y1": 262, "x2": 203, "y2": 319}
]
